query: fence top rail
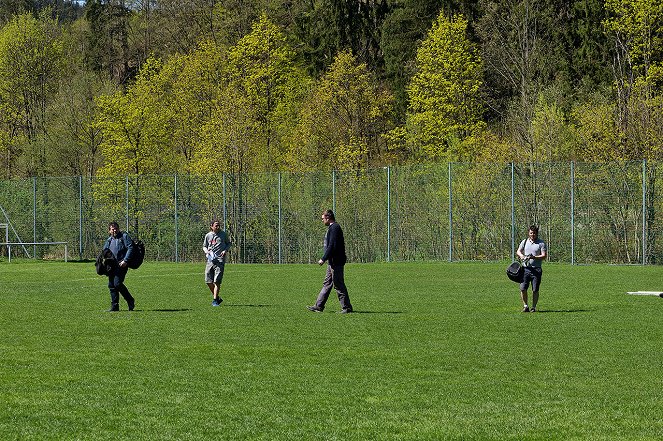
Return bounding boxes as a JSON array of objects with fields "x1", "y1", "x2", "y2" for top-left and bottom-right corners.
[{"x1": 0, "y1": 242, "x2": 67, "y2": 245}]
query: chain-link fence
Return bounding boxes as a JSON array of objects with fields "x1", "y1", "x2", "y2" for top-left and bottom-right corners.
[{"x1": 1, "y1": 161, "x2": 662, "y2": 264}]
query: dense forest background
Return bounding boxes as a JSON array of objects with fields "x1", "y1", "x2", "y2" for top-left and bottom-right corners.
[{"x1": 0, "y1": 0, "x2": 661, "y2": 180}]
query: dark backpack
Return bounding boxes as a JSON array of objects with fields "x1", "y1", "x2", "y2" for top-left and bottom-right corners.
[
  {"x1": 127, "y1": 237, "x2": 145, "y2": 269},
  {"x1": 506, "y1": 261, "x2": 524, "y2": 283}
]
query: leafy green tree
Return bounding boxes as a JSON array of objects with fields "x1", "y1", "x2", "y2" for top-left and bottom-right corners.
[
  {"x1": 85, "y1": 0, "x2": 132, "y2": 84},
  {"x1": 0, "y1": 12, "x2": 64, "y2": 177},
  {"x1": 95, "y1": 57, "x2": 177, "y2": 176},
  {"x1": 405, "y1": 12, "x2": 484, "y2": 161},
  {"x1": 221, "y1": 13, "x2": 307, "y2": 171},
  {"x1": 289, "y1": 50, "x2": 394, "y2": 170}
]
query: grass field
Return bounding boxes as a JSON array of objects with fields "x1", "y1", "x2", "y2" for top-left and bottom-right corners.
[{"x1": 1, "y1": 260, "x2": 663, "y2": 440}]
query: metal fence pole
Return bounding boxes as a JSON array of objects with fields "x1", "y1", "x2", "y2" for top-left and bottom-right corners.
[
  {"x1": 571, "y1": 161, "x2": 575, "y2": 265},
  {"x1": 222, "y1": 173, "x2": 227, "y2": 230},
  {"x1": 642, "y1": 159, "x2": 646, "y2": 265},
  {"x1": 332, "y1": 170, "x2": 336, "y2": 213},
  {"x1": 79, "y1": 176, "x2": 83, "y2": 260},
  {"x1": 278, "y1": 172, "x2": 282, "y2": 264},
  {"x1": 125, "y1": 176, "x2": 129, "y2": 232},
  {"x1": 511, "y1": 162, "x2": 515, "y2": 259},
  {"x1": 174, "y1": 174, "x2": 179, "y2": 263},
  {"x1": 386, "y1": 166, "x2": 391, "y2": 262},
  {"x1": 448, "y1": 163, "x2": 453, "y2": 262},
  {"x1": 33, "y1": 177, "x2": 37, "y2": 258}
]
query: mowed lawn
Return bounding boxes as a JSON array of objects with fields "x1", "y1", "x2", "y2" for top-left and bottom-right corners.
[{"x1": 1, "y1": 260, "x2": 662, "y2": 440}]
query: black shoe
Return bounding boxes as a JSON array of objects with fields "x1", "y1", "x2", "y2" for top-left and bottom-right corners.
[
  {"x1": 107, "y1": 305, "x2": 119, "y2": 312},
  {"x1": 337, "y1": 308, "x2": 353, "y2": 314},
  {"x1": 128, "y1": 300, "x2": 135, "y2": 311},
  {"x1": 306, "y1": 305, "x2": 323, "y2": 312}
]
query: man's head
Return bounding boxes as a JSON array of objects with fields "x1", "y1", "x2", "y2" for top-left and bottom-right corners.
[
  {"x1": 528, "y1": 225, "x2": 539, "y2": 240},
  {"x1": 321, "y1": 209, "x2": 335, "y2": 226},
  {"x1": 108, "y1": 221, "x2": 120, "y2": 238},
  {"x1": 210, "y1": 220, "x2": 221, "y2": 233}
]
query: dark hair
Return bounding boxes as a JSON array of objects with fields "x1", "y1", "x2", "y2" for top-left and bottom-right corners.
[
  {"x1": 323, "y1": 209, "x2": 335, "y2": 221},
  {"x1": 210, "y1": 219, "x2": 221, "y2": 227},
  {"x1": 529, "y1": 225, "x2": 539, "y2": 234},
  {"x1": 108, "y1": 221, "x2": 120, "y2": 230}
]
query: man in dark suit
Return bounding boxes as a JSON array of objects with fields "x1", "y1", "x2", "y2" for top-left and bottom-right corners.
[{"x1": 307, "y1": 210, "x2": 354, "y2": 313}]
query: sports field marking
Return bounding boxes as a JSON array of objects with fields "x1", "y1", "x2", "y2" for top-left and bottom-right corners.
[{"x1": 626, "y1": 291, "x2": 663, "y2": 297}]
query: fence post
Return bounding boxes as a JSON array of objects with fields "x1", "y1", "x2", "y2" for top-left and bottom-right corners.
[
  {"x1": 79, "y1": 176, "x2": 83, "y2": 260},
  {"x1": 278, "y1": 172, "x2": 282, "y2": 264},
  {"x1": 33, "y1": 177, "x2": 37, "y2": 258},
  {"x1": 571, "y1": 161, "x2": 575, "y2": 265},
  {"x1": 222, "y1": 173, "x2": 227, "y2": 230},
  {"x1": 174, "y1": 174, "x2": 179, "y2": 263},
  {"x1": 386, "y1": 166, "x2": 391, "y2": 262},
  {"x1": 332, "y1": 170, "x2": 336, "y2": 213},
  {"x1": 448, "y1": 162, "x2": 453, "y2": 262},
  {"x1": 511, "y1": 162, "x2": 515, "y2": 259},
  {"x1": 125, "y1": 176, "x2": 129, "y2": 232},
  {"x1": 642, "y1": 159, "x2": 646, "y2": 265}
]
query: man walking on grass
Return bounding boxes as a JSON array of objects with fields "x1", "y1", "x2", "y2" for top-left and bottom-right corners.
[
  {"x1": 103, "y1": 221, "x2": 135, "y2": 312},
  {"x1": 203, "y1": 220, "x2": 231, "y2": 306},
  {"x1": 516, "y1": 225, "x2": 547, "y2": 312},
  {"x1": 307, "y1": 209, "x2": 353, "y2": 314}
]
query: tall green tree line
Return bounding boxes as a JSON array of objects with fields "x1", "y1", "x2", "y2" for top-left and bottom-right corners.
[{"x1": 0, "y1": 0, "x2": 662, "y2": 179}]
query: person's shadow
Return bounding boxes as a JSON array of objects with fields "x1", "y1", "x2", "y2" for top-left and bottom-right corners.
[{"x1": 149, "y1": 308, "x2": 193, "y2": 312}]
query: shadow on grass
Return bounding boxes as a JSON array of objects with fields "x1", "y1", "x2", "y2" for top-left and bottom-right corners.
[
  {"x1": 350, "y1": 311, "x2": 404, "y2": 314},
  {"x1": 224, "y1": 304, "x2": 272, "y2": 308},
  {"x1": 535, "y1": 309, "x2": 591, "y2": 313},
  {"x1": 149, "y1": 308, "x2": 193, "y2": 312}
]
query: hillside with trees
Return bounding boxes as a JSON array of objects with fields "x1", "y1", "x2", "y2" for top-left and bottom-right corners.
[{"x1": 0, "y1": 0, "x2": 661, "y2": 179}]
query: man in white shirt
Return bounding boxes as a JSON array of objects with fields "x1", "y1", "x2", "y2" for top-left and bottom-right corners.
[{"x1": 516, "y1": 225, "x2": 547, "y2": 313}]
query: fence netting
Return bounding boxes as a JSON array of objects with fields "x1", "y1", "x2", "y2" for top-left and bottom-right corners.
[{"x1": 0, "y1": 161, "x2": 661, "y2": 264}]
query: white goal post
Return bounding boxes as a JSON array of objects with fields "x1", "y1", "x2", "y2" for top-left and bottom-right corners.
[{"x1": 0, "y1": 241, "x2": 68, "y2": 263}]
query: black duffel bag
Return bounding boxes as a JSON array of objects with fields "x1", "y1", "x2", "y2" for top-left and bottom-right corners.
[{"x1": 506, "y1": 261, "x2": 524, "y2": 283}]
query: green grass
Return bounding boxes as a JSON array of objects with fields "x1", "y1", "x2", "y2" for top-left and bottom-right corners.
[{"x1": 1, "y1": 260, "x2": 663, "y2": 440}]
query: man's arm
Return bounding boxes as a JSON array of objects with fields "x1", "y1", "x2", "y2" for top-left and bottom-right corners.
[
  {"x1": 120, "y1": 233, "x2": 134, "y2": 267},
  {"x1": 516, "y1": 240, "x2": 526, "y2": 260}
]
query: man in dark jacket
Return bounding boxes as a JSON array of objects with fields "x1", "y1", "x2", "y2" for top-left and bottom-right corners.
[
  {"x1": 103, "y1": 221, "x2": 135, "y2": 312},
  {"x1": 307, "y1": 210, "x2": 353, "y2": 313}
]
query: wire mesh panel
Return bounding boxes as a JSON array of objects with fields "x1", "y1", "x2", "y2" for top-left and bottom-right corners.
[
  {"x1": 4, "y1": 162, "x2": 663, "y2": 264},
  {"x1": 334, "y1": 169, "x2": 388, "y2": 263},
  {"x1": 176, "y1": 175, "x2": 226, "y2": 263},
  {"x1": 646, "y1": 161, "x2": 663, "y2": 264},
  {"x1": 573, "y1": 162, "x2": 643, "y2": 264},
  {"x1": 451, "y1": 163, "x2": 513, "y2": 261},
  {"x1": 35, "y1": 177, "x2": 81, "y2": 260},
  {"x1": 129, "y1": 175, "x2": 177, "y2": 262},
  {"x1": 513, "y1": 163, "x2": 572, "y2": 263},
  {"x1": 88, "y1": 175, "x2": 130, "y2": 258},
  {"x1": 0, "y1": 178, "x2": 34, "y2": 258},
  {"x1": 223, "y1": 172, "x2": 279, "y2": 263},
  {"x1": 280, "y1": 170, "x2": 334, "y2": 264},
  {"x1": 390, "y1": 163, "x2": 450, "y2": 261}
]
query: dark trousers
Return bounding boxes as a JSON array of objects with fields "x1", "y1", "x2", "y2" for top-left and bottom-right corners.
[
  {"x1": 315, "y1": 264, "x2": 352, "y2": 310},
  {"x1": 108, "y1": 267, "x2": 134, "y2": 308}
]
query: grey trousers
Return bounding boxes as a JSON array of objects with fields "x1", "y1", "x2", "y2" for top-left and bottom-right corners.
[{"x1": 315, "y1": 264, "x2": 352, "y2": 310}]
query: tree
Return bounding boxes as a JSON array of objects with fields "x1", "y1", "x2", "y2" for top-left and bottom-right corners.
[
  {"x1": 221, "y1": 13, "x2": 307, "y2": 171},
  {"x1": 85, "y1": 0, "x2": 133, "y2": 84},
  {"x1": 289, "y1": 50, "x2": 395, "y2": 170},
  {"x1": 0, "y1": 12, "x2": 64, "y2": 177},
  {"x1": 405, "y1": 12, "x2": 484, "y2": 161},
  {"x1": 95, "y1": 57, "x2": 176, "y2": 176}
]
